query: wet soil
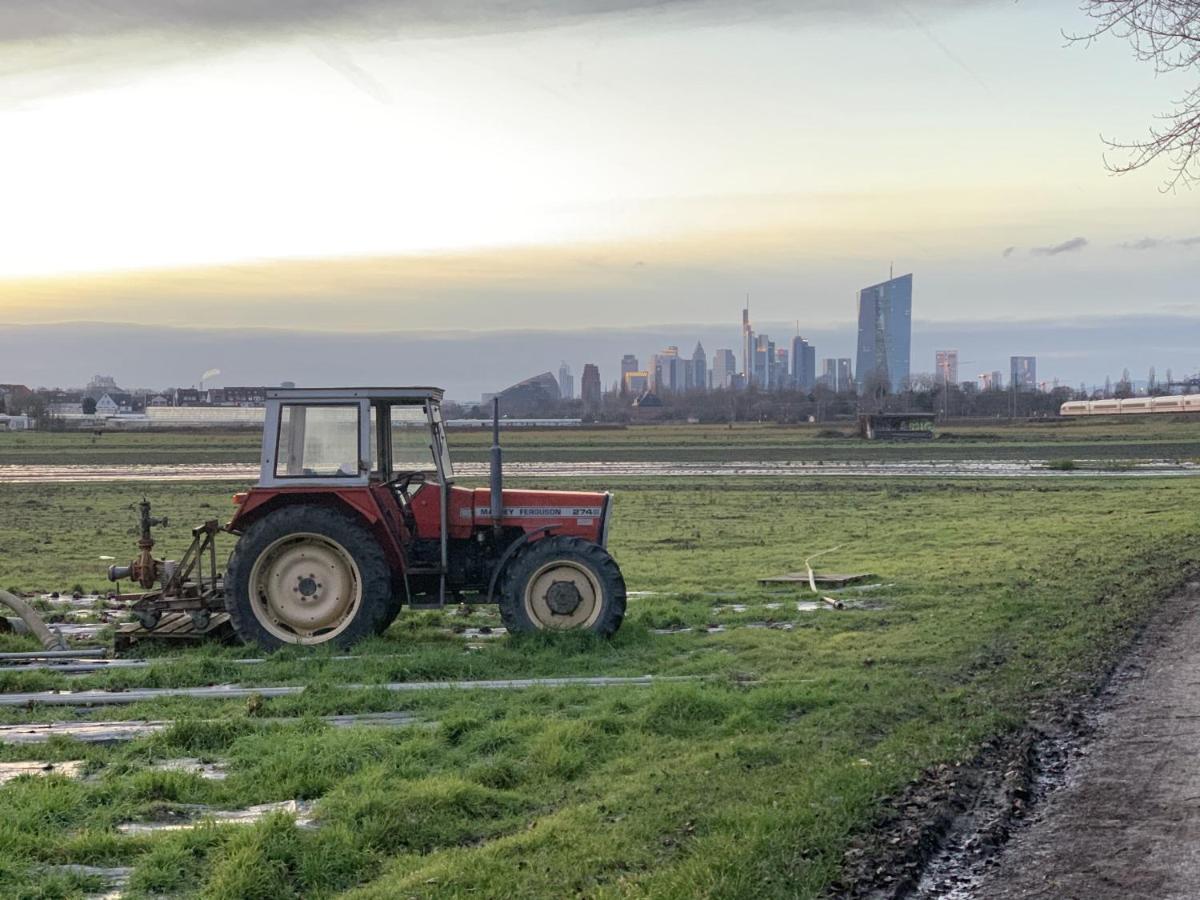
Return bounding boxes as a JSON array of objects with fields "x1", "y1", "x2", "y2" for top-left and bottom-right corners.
[
  {"x1": 832, "y1": 580, "x2": 1200, "y2": 900},
  {"x1": 1, "y1": 460, "x2": 1198, "y2": 482}
]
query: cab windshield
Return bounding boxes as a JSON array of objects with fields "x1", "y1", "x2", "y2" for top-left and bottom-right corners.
[{"x1": 370, "y1": 401, "x2": 454, "y2": 482}]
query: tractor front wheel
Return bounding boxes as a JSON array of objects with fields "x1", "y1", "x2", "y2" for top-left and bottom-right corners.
[
  {"x1": 498, "y1": 536, "x2": 626, "y2": 637},
  {"x1": 225, "y1": 506, "x2": 395, "y2": 650}
]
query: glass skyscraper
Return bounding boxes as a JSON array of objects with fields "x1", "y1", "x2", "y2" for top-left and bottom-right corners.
[{"x1": 856, "y1": 273, "x2": 912, "y2": 394}]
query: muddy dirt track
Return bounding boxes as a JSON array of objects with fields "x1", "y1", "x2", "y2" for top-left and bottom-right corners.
[
  {"x1": 960, "y1": 587, "x2": 1200, "y2": 900},
  {"x1": 0, "y1": 460, "x2": 1198, "y2": 482}
]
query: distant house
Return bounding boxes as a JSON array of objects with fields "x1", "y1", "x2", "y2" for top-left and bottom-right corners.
[
  {"x1": 95, "y1": 394, "x2": 120, "y2": 415},
  {"x1": 147, "y1": 394, "x2": 170, "y2": 407},
  {"x1": 0, "y1": 384, "x2": 31, "y2": 413},
  {"x1": 209, "y1": 386, "x2": 268, "y2": 407},
  {"x1": 173, "y1": 388, "x2": 206, "y2": 407},
  {"x1": 630, "y1": 390, "x2": 665, "y2": 422}
]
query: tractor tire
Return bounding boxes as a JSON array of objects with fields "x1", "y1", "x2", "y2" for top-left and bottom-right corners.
[
  {"x1": 225, "y1": 505, "x2": 395, "y2": 650},
  {"x1": 497, "y1": 536, "x2": 626, "y2": 637}
]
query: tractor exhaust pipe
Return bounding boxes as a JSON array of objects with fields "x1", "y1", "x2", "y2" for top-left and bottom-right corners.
[{"x1": 490, "y1": 397, "x2": 503, "y2": 538}]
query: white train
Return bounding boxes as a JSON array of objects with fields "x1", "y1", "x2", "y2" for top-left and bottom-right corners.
[{"x1": 1060, "y1": 394, "x2": 1200, "y2": 416}]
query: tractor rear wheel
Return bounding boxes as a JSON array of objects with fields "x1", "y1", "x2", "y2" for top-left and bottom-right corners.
[
  {"x1": 498, "y1": 536, "x2": 625, "y2": 637},
  {"x1": 225, "y1": 506, "x2": 395, "y2": 650}
]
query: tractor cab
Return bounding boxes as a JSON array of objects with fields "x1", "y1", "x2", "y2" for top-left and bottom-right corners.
[
  {"x1": 255, "y1": 386, "x2": 452, "y2": 489},
  {"x1": 215, "y1": 387, "x2": 625, "y2": 649}
]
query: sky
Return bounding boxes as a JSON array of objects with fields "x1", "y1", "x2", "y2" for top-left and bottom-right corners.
[{"x1": 0, "y1": 0, "x2": 1197, "y2": 391}]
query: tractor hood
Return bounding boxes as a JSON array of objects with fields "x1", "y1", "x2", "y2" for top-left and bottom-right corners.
[{"x1": 465, "y1": 487, "x2": 613, "y2": 547}]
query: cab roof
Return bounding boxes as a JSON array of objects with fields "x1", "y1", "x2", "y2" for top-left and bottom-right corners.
[{"x1": 266, "y1": 387, "x2": 444, "y2": 403}]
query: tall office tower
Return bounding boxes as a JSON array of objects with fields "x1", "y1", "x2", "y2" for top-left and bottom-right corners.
[
  {"x1": 753, "y1": 334, "x2": 774, "y2": 389},
  {"x1": 742, "y1": 305, "x2": 754, "y2": 383},
  {"x1": 619, "y1": 354, "x2": 639, "y2": 395},
  {"x1": 836, "y1": 358, "x2": 854, "y2": 393},
  {"x1": 856, "y1": 273, "x2": 913, "y2": 393},
  {"x1": 819, "y1": 358, "x2": 837, "y2": 389},
  {"x1": 651, "y1": 346, "x2": 680, "y2": 393},
  {"x1": 581, "y1": 364, "x2": 601, "y2": 408},
  {"x1": 710, "y1": 349, "x2": 736, "y2": 390},
  {"x1": 1010, "y1": 356, "x2": 1037, "y2": 391},
  {"x1": 774, "y1": 349, "x2": 789, "y2": 389},
  {"x1": 690, "y1": 342, "x2": 707, "y2": 392},
  {"x1": 792, "y1": 336, "x2": 816, "y2": 391},
  {"x1": 936, "y1": 350, "x2": 959, "y2": 386},
  {"x1": 558, "y1": 362, "x2": 574, "y2": 400}
]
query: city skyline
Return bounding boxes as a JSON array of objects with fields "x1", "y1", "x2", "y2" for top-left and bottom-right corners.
[{"x1": 0, "y1": 308, "x2": 1194, "y2": 401}]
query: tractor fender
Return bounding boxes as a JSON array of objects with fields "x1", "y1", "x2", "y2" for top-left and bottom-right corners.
[
  {"x1": 485, "y1": 526, "x2": 557, "y2": 603},
  {"x1": 230, "y1": 488, "x2": 381, "y2": 534}
]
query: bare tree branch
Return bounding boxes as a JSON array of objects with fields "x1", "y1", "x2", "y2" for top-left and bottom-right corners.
[{"x1": 1070, "y1": 1, "x2": 1200, "y2": 189}]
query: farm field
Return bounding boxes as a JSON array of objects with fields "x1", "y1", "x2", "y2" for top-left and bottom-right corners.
[
  {"x1": 3, "y1": 415, "x2": 1200, "y2": 467},
  {"x1": 0, "y1": 472, "x2": 1197, "y2": 898}
]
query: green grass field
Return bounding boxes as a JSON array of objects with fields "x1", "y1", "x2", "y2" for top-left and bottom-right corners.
[
  {"x1": 0, "y1": 472, "x2": 1196, "y2": 898},
  {"x1": 3, "y1": 415, "x2": 1200, "y2": 466}
]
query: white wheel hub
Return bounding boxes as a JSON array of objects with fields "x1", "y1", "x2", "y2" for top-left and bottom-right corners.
[
  {"x1": 523, "y1": 560, "x2": 603, "y2": 630},
  {"x1": 248, "y1": 532, "x2": 362, "y2": 643}
]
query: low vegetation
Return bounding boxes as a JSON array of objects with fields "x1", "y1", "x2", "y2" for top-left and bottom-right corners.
[
  {"x1": 2, "y1": 415, "x2": 1200, "y2": 467},
  {"x1": 0, "y1": 471, "x2": 1197, "y2": 897}
]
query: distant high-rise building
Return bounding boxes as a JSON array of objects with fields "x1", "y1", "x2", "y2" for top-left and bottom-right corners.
[
  {"x1": 558, "y1": 362, "x2": 574, "y2": 400},
  {"x1": 774, "y1": 349, "x2": 789, "y2": 389},
  {"x1": 651, "y1": 346, "x2": 681, "y2": 393},
  {"x1": 581, "y1": 364, "x2": 601, "y2": 408},
  {"x1": 710, "y1": 349, "x2": 736, "y2": 390},
  {"x1": 935, "y1": 350, "x2": 959, "y2": 386},
  {"x1": 818, "y1": 358, "x2": 854, "y2": 393},
  {"x1": 837, "y1": 358, "x2": 853, "y2": 392},
  {"x1": 1010, "y1": 356, "x2": 1037, "y2": 391},
  {"x1": 819, "y1": 358, "x2": 837, "y2": 389},
  {"x1": 619, "y1": 354, "x2": 639, "y2": 395},
  {"x1": 624, "y1": 371, "x2": 650, "y2": 395},
  {"x1": 979, "y1": 370, "x2": 1004, "y2": 391},
  {"x1": 792, "y1": 336, "x2": 816, "y2": 391},
  {"x1": 741, "y1": 305, "x2": 754, "y2": 384},
  {"x1": 856, "y1": 273, "x2": 913, "y2": 394},
  {"x1": 753, "y1": 334, "x2": 775, "y2": 389},
  {"x1": 690, "y1": 342, "x2": 707, "y2": 393}
]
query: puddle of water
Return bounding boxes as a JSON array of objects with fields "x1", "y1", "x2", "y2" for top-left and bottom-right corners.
[
  {"x1": 0, "y1": 759, "x2": 84, "y2": 784},
  {"x1": 650, "y1": 624, "x2": 726, "y2": 635},
  {"x1": 43, "y1": 865, "x2": 131, "y2": 900},
  {"x1": 151, "y1": 758, "x2": 228, "y2": 781},
  {"x1": 5, "y1": 459, "x2": 1197, "y2": 484},
  {"x1": 458, "y1": 627, "x2": 507, "y2": 639},
  {"x1": 117, "y1": 799, "x2": 316, "y2": 834}
]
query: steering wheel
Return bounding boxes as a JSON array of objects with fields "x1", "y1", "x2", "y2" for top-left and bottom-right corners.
[{"x1": 386, "y1": 470, "x2": 426, "y2": 499}]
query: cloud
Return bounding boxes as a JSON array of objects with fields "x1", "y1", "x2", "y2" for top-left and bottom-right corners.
[
  {"x1": 1031, "y1": 237, "x2": 1087, "y2": 256},
  {"x1": 0, "y1": 1, "x2": 992, "y2": 43},
  {"x1": 1121, "y1": 237, "x2": 1164, "y2": 250},
  {"x1": 1002, "y1": 246, "x2": 1015, "y2": 258},
  {"x1": 1120, "y1": 236, "x2": 1200, "y2": 250},
  {"x1": 0, "y1": 0, "x2": 1003, "y2": 105}
]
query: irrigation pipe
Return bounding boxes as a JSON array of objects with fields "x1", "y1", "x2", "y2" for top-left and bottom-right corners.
[
  {"x1": 0, "y1": 591, "x2": 67, "y2": 651},
  {"x1": 0, "y1": 674, "x2": 702, "y2": 707},
  {"x1": 802, "y1": 547, "x2": 846, "y2": 610}
]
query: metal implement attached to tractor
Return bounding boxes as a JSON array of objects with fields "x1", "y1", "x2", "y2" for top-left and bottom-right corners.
[{"x1": 109, "y1": 387, "x2": 625, "y2": 650}]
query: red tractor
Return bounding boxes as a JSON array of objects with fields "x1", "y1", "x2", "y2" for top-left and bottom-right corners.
[{"x1": 109, "y1": 387, "x2": 625, "y2": 649}]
